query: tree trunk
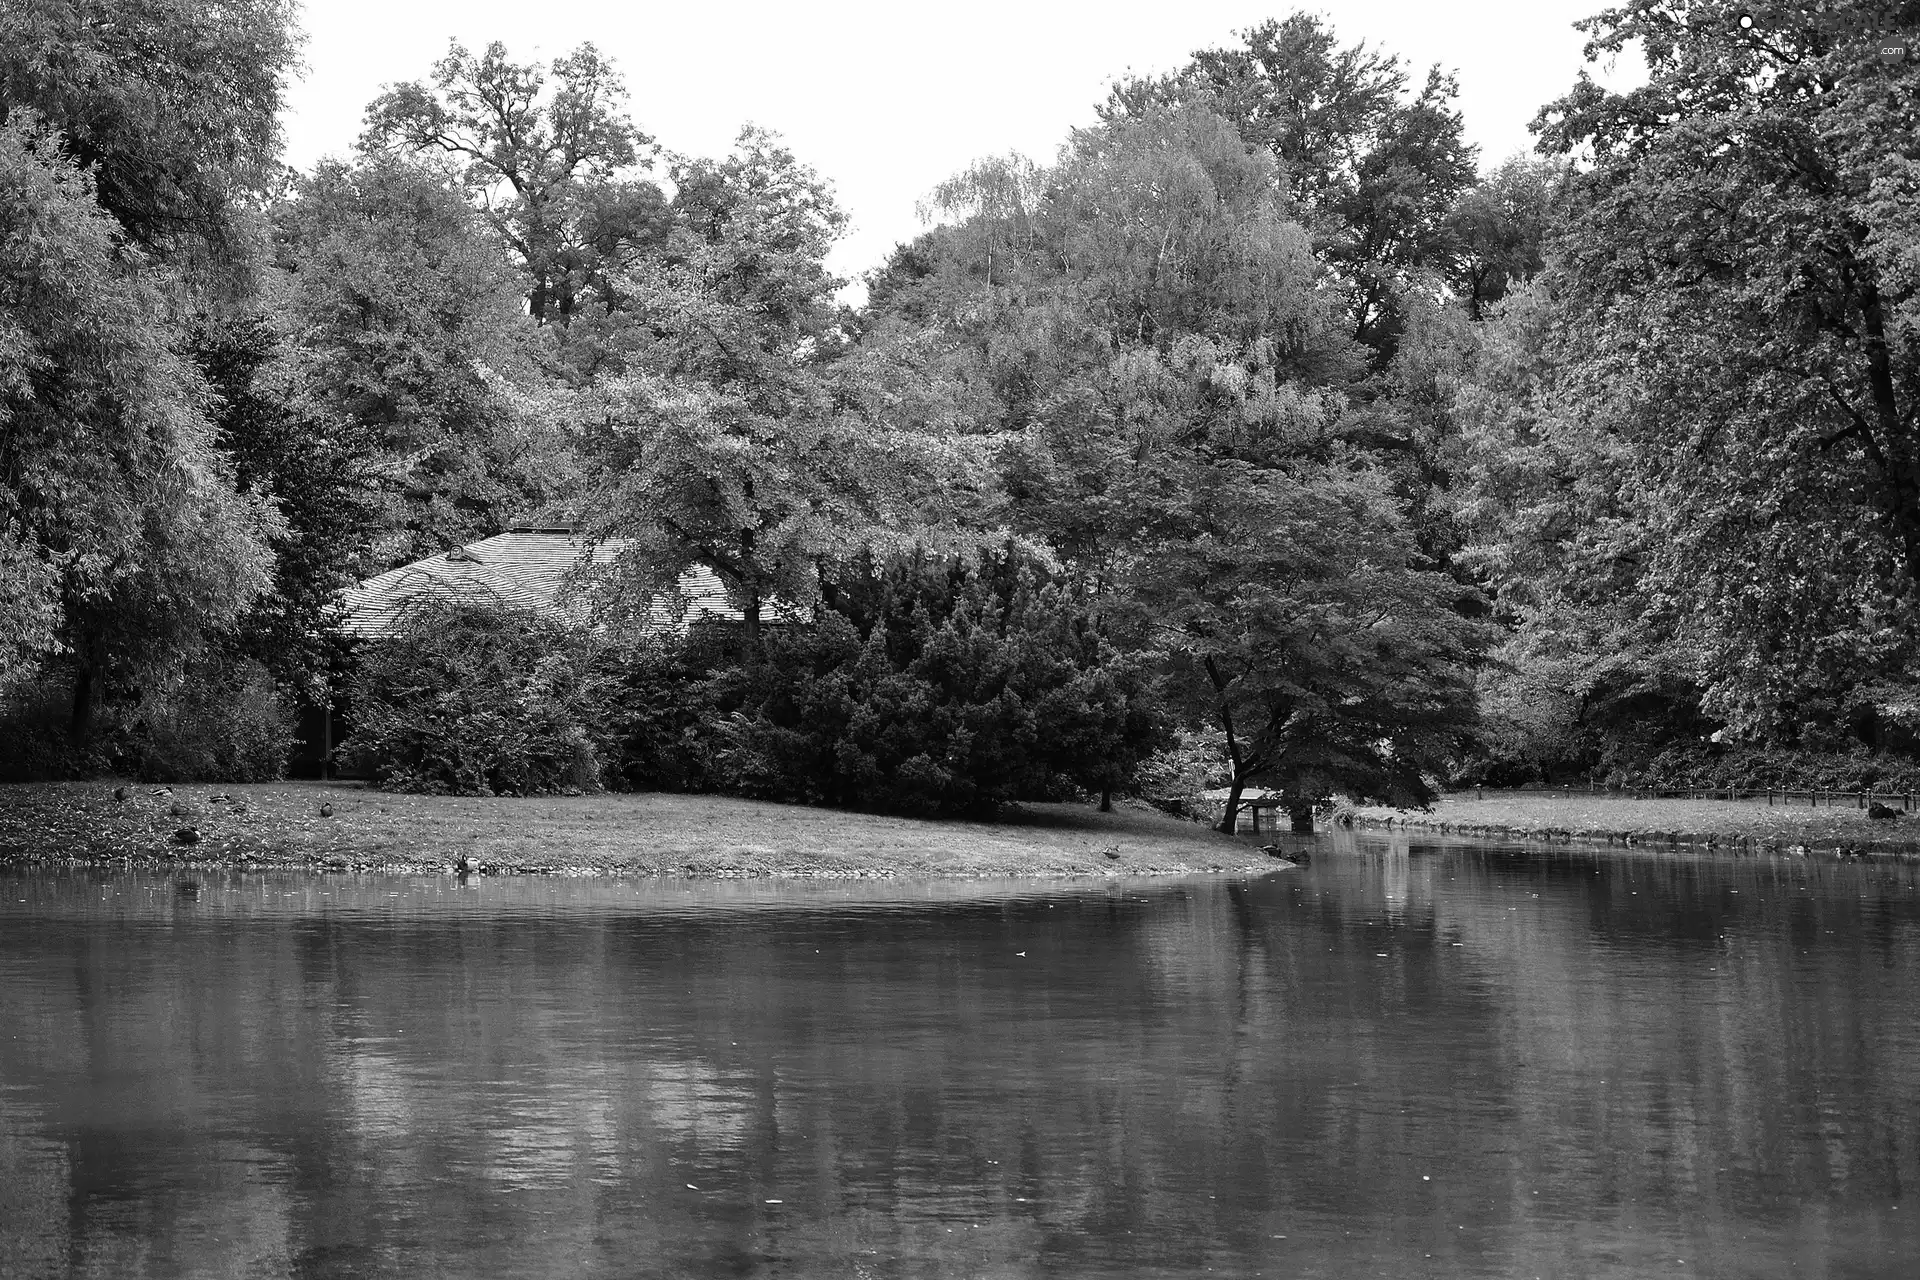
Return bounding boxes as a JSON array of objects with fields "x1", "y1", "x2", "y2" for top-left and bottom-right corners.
[
  {"x1": 1099, "y1": 786, "x2": 1113, "y2": 813},
  {"x1": 1288, "y1": 799, "x2": 1315, "y2": 834},
  {"x1": 1215, "y1": 775, "x2": 1246, "y2": 835},
  {"x1": 739, "y1": 524, "x2": 762, "y2": 660},
  {"x1": 1205, "y1": 654, "x2": 1251, "y2": 834},
  {"x1": 1856, "y1": 281, "x2": 1920, "y2": 591},
  {"x1": 69, "y1": 665, "x2": 94, "y2": 745}
]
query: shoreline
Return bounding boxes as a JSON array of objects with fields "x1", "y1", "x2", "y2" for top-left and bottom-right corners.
[
  {"x1": 1351, "y1": 792, "x2": 1920, "y2": 861},
  {"x1": 0, "y1": 781, "x2": 1291, "y2": 879}
]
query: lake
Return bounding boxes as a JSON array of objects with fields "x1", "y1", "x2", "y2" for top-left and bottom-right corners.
[{"x1": 2, "y1": 832, "x2": 1917, "y2": 1278}]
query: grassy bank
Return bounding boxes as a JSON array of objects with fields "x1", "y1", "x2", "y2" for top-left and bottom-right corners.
[
  {"x1": 0, "y1": 782, "x2": 1284, "y2": 878},
  {"x1": 1351, "y1": 790, "x2": 1920, "y2": 856}
]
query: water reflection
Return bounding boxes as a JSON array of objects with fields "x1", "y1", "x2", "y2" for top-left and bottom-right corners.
[{"x1": 1, "y1": 836, "x2": 1917, "y2": 1277}]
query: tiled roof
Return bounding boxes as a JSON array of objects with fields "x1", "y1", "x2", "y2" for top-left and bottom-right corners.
[{"x1": 336, "y1": 532, "x2": 772, "y2": 639}]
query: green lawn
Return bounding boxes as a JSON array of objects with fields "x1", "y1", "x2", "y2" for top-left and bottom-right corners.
[
  {"x1": 1352, "y1": 790, "x2": 1920, "y2": 852},
  {"x1": 0, "y1": 781, "x2": 1284, "y2": 878}
]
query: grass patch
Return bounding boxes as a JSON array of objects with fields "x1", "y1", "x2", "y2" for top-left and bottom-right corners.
[{"x1": 0, "y1": 782, "x2": 1284, "y2": 878}]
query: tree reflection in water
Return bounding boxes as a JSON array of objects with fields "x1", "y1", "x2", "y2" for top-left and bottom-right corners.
[{"x1": 1, "y1": 842, "x2": 1917, "y2": 1278}]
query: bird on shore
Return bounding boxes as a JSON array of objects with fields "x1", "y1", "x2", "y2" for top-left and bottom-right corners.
[
  {"x1": 319, "y1": 801, "x2": 333, "y2": 818},
  {"x1": 112, "y1": 786, "x2": 131, "y2": 802},
  {"x1": 1260, "y1": 844, "x2": 1310, "y2": 866},
  {"x1": 171, "y1": 827, "x2": 200, "y2": 846}
]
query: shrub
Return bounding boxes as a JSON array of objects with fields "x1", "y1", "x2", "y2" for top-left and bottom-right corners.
[
  {"x1": 711, "y1": 544, "x2": 1165, "y2": 817},
  {"x1": 1, "y1": 653, "x2": 295, "y2": 782},
  {"x1": 1133, "y1": 726, "x2": 1232, "y2": 821},
  {"x1": 343, "y1": 596, "x2": 609, "y2": 795},
  {"x1": 1609, "y1": 744, "x2": 1920, "y2": 794},
  {"x1": 133, "y1": 654, "x2": 294, "y2": 782},
  {"x1": 595, "y1": 633, "x2": 720, "y2": 793},
  {"x1": 0, "y1": 678, "x2": 123, "y2": 781}
]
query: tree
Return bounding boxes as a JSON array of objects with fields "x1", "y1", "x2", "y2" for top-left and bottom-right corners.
[
  {"x1": 0, "y1": 117, "x2": 278, "y2": 729},
  {"x1": 362, "y1": 40, "x2": 667, "y2": 327},
  {"x1": 1108, "y1": 12, "x2": 1479, "y2": 364},
  {"x1": 1531, "y1": 0, "x2": 1920, "y2": 741},
  {"x1": 192, "y1": 309, "x2": 372, "y2": 698},
  {"x1": 873, "y1": 103, "x2": 1489, "y2": 826},
  {"x1": 585, "y1": 130, "x2": 967, "y2": 654},
  {"x1": 0, "y1": 0, "x2": 300, "y2": 740},
  {"x1": 271, "y1": 154, "x2": 560, "y2": 566},
  {"x1": 1444, "y1": 155, "x2": 1561, "y2": 321},
  {"x1": 1135, "y1": 460, "x2": 1488, "y2": 831},
  {"x1": 0, "y1": 0, "x2": 299, "y2": 285},
  {"x1": 1447, "y1": 282, "x2": 1710, "y2": 780}
]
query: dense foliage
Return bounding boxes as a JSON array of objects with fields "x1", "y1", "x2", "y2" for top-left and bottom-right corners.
[
  {"x1": 344, "y1": 597, "x2": 607, "y2": 795},
  {"x1": 711, "y1": 545, "x2": 1162, "y2": 816},
  {"x1": 0, "y1": 2, "x2": 292, "y2": 738},
  {"x1": 7, "y1": 1, "x2": 1916, "y2": 803}
]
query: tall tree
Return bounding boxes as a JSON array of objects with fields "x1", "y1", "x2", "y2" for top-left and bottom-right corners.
[
  {"x1": 1444, "y1": 155, "x2": 1561, "y2": 321},
  {"x1": 1108, "y1": 12, "x2": 1479, "y2": 364},
  {"x1": 0, "y1": 0, "x2": 298, "y2": 735},
  {"x1": 875, "y1": 104, "x2": 1489, "y2": 826},
  {"x1": 1533, "y1": 0, "x2": 1920, "y2": 741},
  {"x1": 0, "y1": 0, "x2": 299, "y2": 286},
  {"x1": 0, "y1": 117, "x2": 277, "y2": 725},
  {"x1": 192, "y1": 310, "x2": 372, "y2": 698},
  {"x1": 361, "y1": 40, "x2": 667, "y2": 328},
  {"x1": 271, "y1": 154, "x2": 557, "y2": 566},
  {"x1": 585, "y1": 130, "x2": 968, "y2": 654}
]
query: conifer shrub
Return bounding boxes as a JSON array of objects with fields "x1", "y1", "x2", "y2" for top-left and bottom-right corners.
[
  {"x1": 709, "y1": 545, "x2": 1164, "y2": 817},
  {"x1": 594, "y1": 632, "x2": 720, "y2": 794}
]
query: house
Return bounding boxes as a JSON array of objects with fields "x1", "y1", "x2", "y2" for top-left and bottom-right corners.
[
  {"x1": 336, "y1": 524, "x2": 757, "y2": 639},
  {"x1": 295, "y1": 523, "x2": 792, "y2": 777}
]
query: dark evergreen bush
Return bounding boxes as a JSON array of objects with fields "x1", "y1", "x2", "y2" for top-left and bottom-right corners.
[
  {"x1": 710, "y1": 545, "x2": 1164, "y2": 816},
  {"x1": 343, "y1": 596, "x2": 609, "y2": 795},
  {"x1": 595, "y1": 633, "x2": 720, "y2": 793}
]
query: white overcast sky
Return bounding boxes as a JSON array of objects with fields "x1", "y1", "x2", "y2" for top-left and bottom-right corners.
[{"x1": 280, "y1": 1, "x2": 1646, "y2": 293}]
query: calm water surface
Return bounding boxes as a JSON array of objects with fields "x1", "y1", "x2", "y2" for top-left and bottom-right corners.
[{"x1": 2, "y1": 833, "x2": 1918, "y2": 1278}]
